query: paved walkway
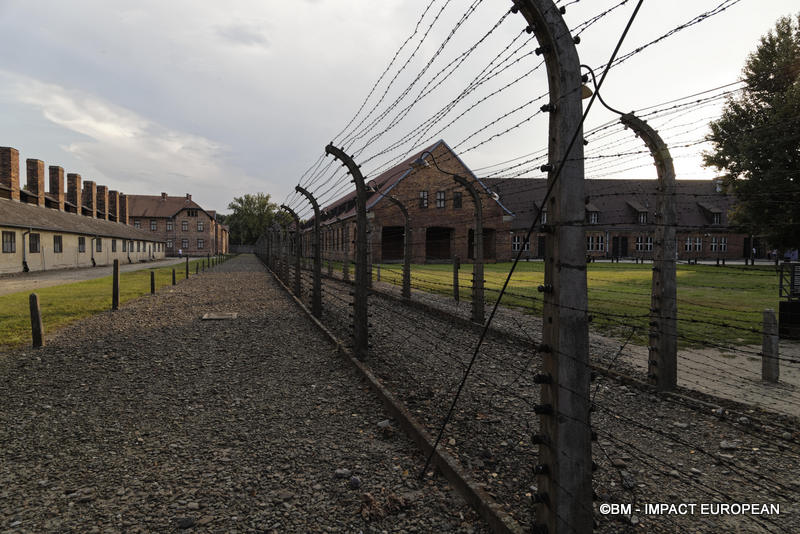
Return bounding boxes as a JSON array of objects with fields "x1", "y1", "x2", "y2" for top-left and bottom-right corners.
[
  {"x1": 0, "y1": 255, "x2": 485, "y2": 533},
  {"x1": 0, "y1": 257, "x2": 187, "y2": 296}
]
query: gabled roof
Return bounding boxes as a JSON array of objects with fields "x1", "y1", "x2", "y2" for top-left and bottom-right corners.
[
  {"x1": 127, "y1": 194, "x2": 213, "y2": 219},
  {"x1": 317, "y1": 139, "x2": 511, "y2": 226},
  {"x1": 483, "y1": 178, "x2": 736, "y2": 230},
  {"x1": 0, "y1": 198, "x2": 163, "y2": 241}
]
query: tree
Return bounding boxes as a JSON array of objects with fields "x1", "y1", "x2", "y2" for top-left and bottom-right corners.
[
  {"x1": 225, "y1": 193, "x2": 290, "y2": 245},
  {"x1": 703, "y1": 14, "x2": 800, "y2": 251}
]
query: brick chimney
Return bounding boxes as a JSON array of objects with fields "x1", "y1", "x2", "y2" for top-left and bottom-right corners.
[
  {"x1": 0, "y1": 147, "x2": 20, "y2": 201},
  {"x1": 108, "y1": 190, "x2": 120, "y2": 222},
  {"x1": 26, "y1": 159, "x2": 46, "y2": 207},
  {"x1": 119, "y1": 193, "x2": 129, "y2": 225},
  {"x1": 185, "y1": 193, "x2": 192, "y2": 202},
  {"x1": 48, "y1": 166, "x2": 65, "y2": 211},
  {"x1": 161, "y1": 192, "x2": 167, "y2": 201},
  {"x1": 96, "y1": 185, "x2": 109, "y2": 220},
  {"x1": 82, "y1": 180, "x2": 97, "y2": 217},
  {"x1": 66, "y1": 173, "x2": 81, "y2": 213}
]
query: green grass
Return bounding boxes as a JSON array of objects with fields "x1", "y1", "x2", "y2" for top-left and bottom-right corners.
[
  {"x1": 0, "y1": 259, "x2": 210, "y2": 349},
  {"x1": 373, "y1": 261, "x2": 780, "y2": 348}
]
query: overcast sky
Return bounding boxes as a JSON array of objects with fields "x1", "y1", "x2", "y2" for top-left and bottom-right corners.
[{"x1": 0, "y1": 0, "x2": 797, "y2": 215}]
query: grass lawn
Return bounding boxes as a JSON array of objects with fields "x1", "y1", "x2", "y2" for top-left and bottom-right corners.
[
  {"x1": 374, "y1": 261, "x2": 780, "y2": 348},
  {"x1": 0, "y1": 259, "x2": 209, "y2": 349}
]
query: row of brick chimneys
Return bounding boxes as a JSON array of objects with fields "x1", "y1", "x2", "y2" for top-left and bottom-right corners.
[{"x1": 0, "y1": 146, "x2": 128, "y2": 224}]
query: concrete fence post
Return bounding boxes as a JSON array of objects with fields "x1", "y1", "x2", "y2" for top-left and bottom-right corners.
[
  {"x1": 343, "y1": 224, "x2": 351, "y2": 282},
  {"x1": 620, "y1": 114, "x2": 678, "y2": 391},
  {"x1": 295, "y1": 185, "x2": 322, "y2": 318},
  {"x1": 325, "y1": 144, "x2": 369, "y2": 358},
  {"x1": 762, "y1": 309, "x2": 779, "y2": 382},
  {"x1": 172, "y1": 268, "x2": 176, "y2": 285},
  {"x1": 185, "y1": 256, "x2": 189, "y2": 279},
  {"x1": 29, "y1": 293, "x2": 44, "y2": 348},
  {"x1": 112, "y1": 259, "x2": 120, "y2": 310},
  {"x1": 281, "y1": 205, "x2": 303, "y2": 298},
  {"x1": 515, "y1": 1, "x2": 591, "y2": 532},
  {"x1": 453, "y1": 176, "x2": 484, "y2": 325}
]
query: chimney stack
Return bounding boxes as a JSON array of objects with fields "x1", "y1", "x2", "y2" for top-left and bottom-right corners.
[
  {"x1": 82, "y1": 180, "x2": 96, "y2": 217},
  {"x1": 185, "y1": 193, "x2": 191, "y2": 201},
  {"x1": 161, "y1": 192, "x2": 167, "y2": 200},
  {"x1": 66, "y1": 173, "x2": 82, "y2": 213},
  {"x1": 49, "y1": 166, "x2": 65, "y2": 211},
  {"x1": 26, "y1": 159, "x2": 46, "y2": 207},
  {"x1": 96, "y1": 185, "x2": 109, "y2": 220},
  {"x1": 108, "y1": 190, "x2": 120, "y2": 222},
  {"x1": 119, "y1": 193, "x2": 129, "y2": 225},
  {"x1": 0, "y1": 147, "x2": 20, "y2": 201}
]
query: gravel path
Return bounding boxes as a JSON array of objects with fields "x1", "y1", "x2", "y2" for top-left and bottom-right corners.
[
  {"x1": 288, "y1": 265, "x2": 800, "y2": 534},
  {"x1": 0, "y1": 255, "x2": 487, "y2": 533}
]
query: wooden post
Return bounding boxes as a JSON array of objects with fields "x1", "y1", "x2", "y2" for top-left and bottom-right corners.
[
  {"x1": 762, "y1": 309, "x2": 779, "y2": 382},
  {"x1": 172, "y1": 268, "x2": 176, "y2": 285},
  {"x1": 515, "y1": 2, "x2": 591, "y2": 532},
  {"x1": 112, "y1": 259, "x2": 120, "y2": 310},
  {"x1": 453, "y1": 256, "x2": 460, "y2": 302},
  {"x1": 185, "y1": 256, "x2": 189, "y2": 279},
  {"x1": 29, "y1": 293, "x2": 44, "y2": 348},
  {"x1": 150, "y1": 271, "x2": 155, "y2": 294}
]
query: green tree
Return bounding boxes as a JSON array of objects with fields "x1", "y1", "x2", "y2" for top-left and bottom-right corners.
[
  {"x1": 703, "y1": 14, "x2": 800, "y2": 251},
  {"x1": 225, "y1": 193, "x2": 289, "y2": 245}
]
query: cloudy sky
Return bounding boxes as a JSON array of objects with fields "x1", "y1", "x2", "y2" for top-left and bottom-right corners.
[{"x1": 0, "y1": 0, "x2": 797, "y2": 215}]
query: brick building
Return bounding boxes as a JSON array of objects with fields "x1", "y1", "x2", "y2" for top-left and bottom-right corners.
[
  {"x1": 127, "y1": 193, "x2": 229, "y2": 257},
  {"x1": 302, "y1": 139, "x2": 748, "y2": 265},
  {"x1": 307, "y1": 140, "x2": 514, "y2": 264},
  {"x1": 1, "y1": 146, "x2": 165, "y2": 274},
  {"x1": 486, "y1": 177, "x2": 747, "y2": 261}
]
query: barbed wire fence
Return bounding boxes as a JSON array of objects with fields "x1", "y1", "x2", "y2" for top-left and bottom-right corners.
[{"x1": 257, "y1": 0, "x2": 799, "y2": 532}]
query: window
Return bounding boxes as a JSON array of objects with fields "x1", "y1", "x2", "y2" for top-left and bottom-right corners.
[
  {"x1": 453, "y1": 192, "x2": 462, "y2": 209},
  {"x1": 197, "y1": 221, "x2": 204, "y2": 232},
  {"x1": 167, "y1": 220, "x2": 174, "y2": 231},
  {"x1": 694, "y1": 237, "x2": 702, "y2": 251},
  {"x1": 29, "y1": 233, "x2": 40, "y2": 253},
  {"x1": 712, "y1": 213, "x2": 721, "y2": 225},
  {"x1": 167, "y1": 239, "x2": 174, "y2": 249},
  {"x1": 78, "y1": 236, "x2": 86, "y2": 253},
  {"x1": 53, "y1": 235, "x2": 63, "y2": 253},
  {"x1": 96, "y1": 238, "x2": 102, "y2": 252},
  {"x1": 512, "y1": 234, "x2": 530, "y2": 252},
  {"x1": 112, "y1": 239, "x2": 117, "y2": 252},
  {"x1": 129, "y1": 241, "x2": 134, "y2": 252},
  {"x1": 586, "y1": 235, "x2": 595, "y2": 251},
  {"x1": 436, "y1": 191, "x2": 445, "y2": 208},
  {"x1": 597, "y1": 234, "x2": 604, "y2": 251},
  {"x1": 136, "y1": 241, "x2": 140, "y2": 252},
  {"x1": 2, "y1": 231, "x2": 15, "y2": 253},
  {"x1": 182, "y1": 220, "x2": 189, "y2": 232},
  {"x1": 541, "y1": 209, "x2": 547, "y2": 224},
  {"x1": 638, "y1": 211, "x2": 647, "y2": 224},
  {"x1": 646, "y1": 237, "x2": 653, "y2": 251},
  {"x1": 182, "y1": 238, "x2": 189, "y2": 249},
  {"x1": 588, "y1": 211, "x2": 599, "y2": 224},
  {"x1": 419, "y1": 191, "x2": 428, "y2": 208},
  {"x1": 134, "y1": 219, "x2": 141, "y2": 229},
  {"x1": 187, "y1": 209, "x2": 198, "y2": 217},
  {"x1": 122, "y1": 240, "x2": 127, "y2": 252},
  {"x1": 685, "y1": 237, "x2": 692, "y2": 252},
  {"x1": 198, "y1": 238, "x2": 204, "y2": 250},
  {"x1": 150, "y1": 220, "x2": 157, "y2": 231},
  {"x1": 720, "y1": 237, "x2": 728, "y2": 252}
]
